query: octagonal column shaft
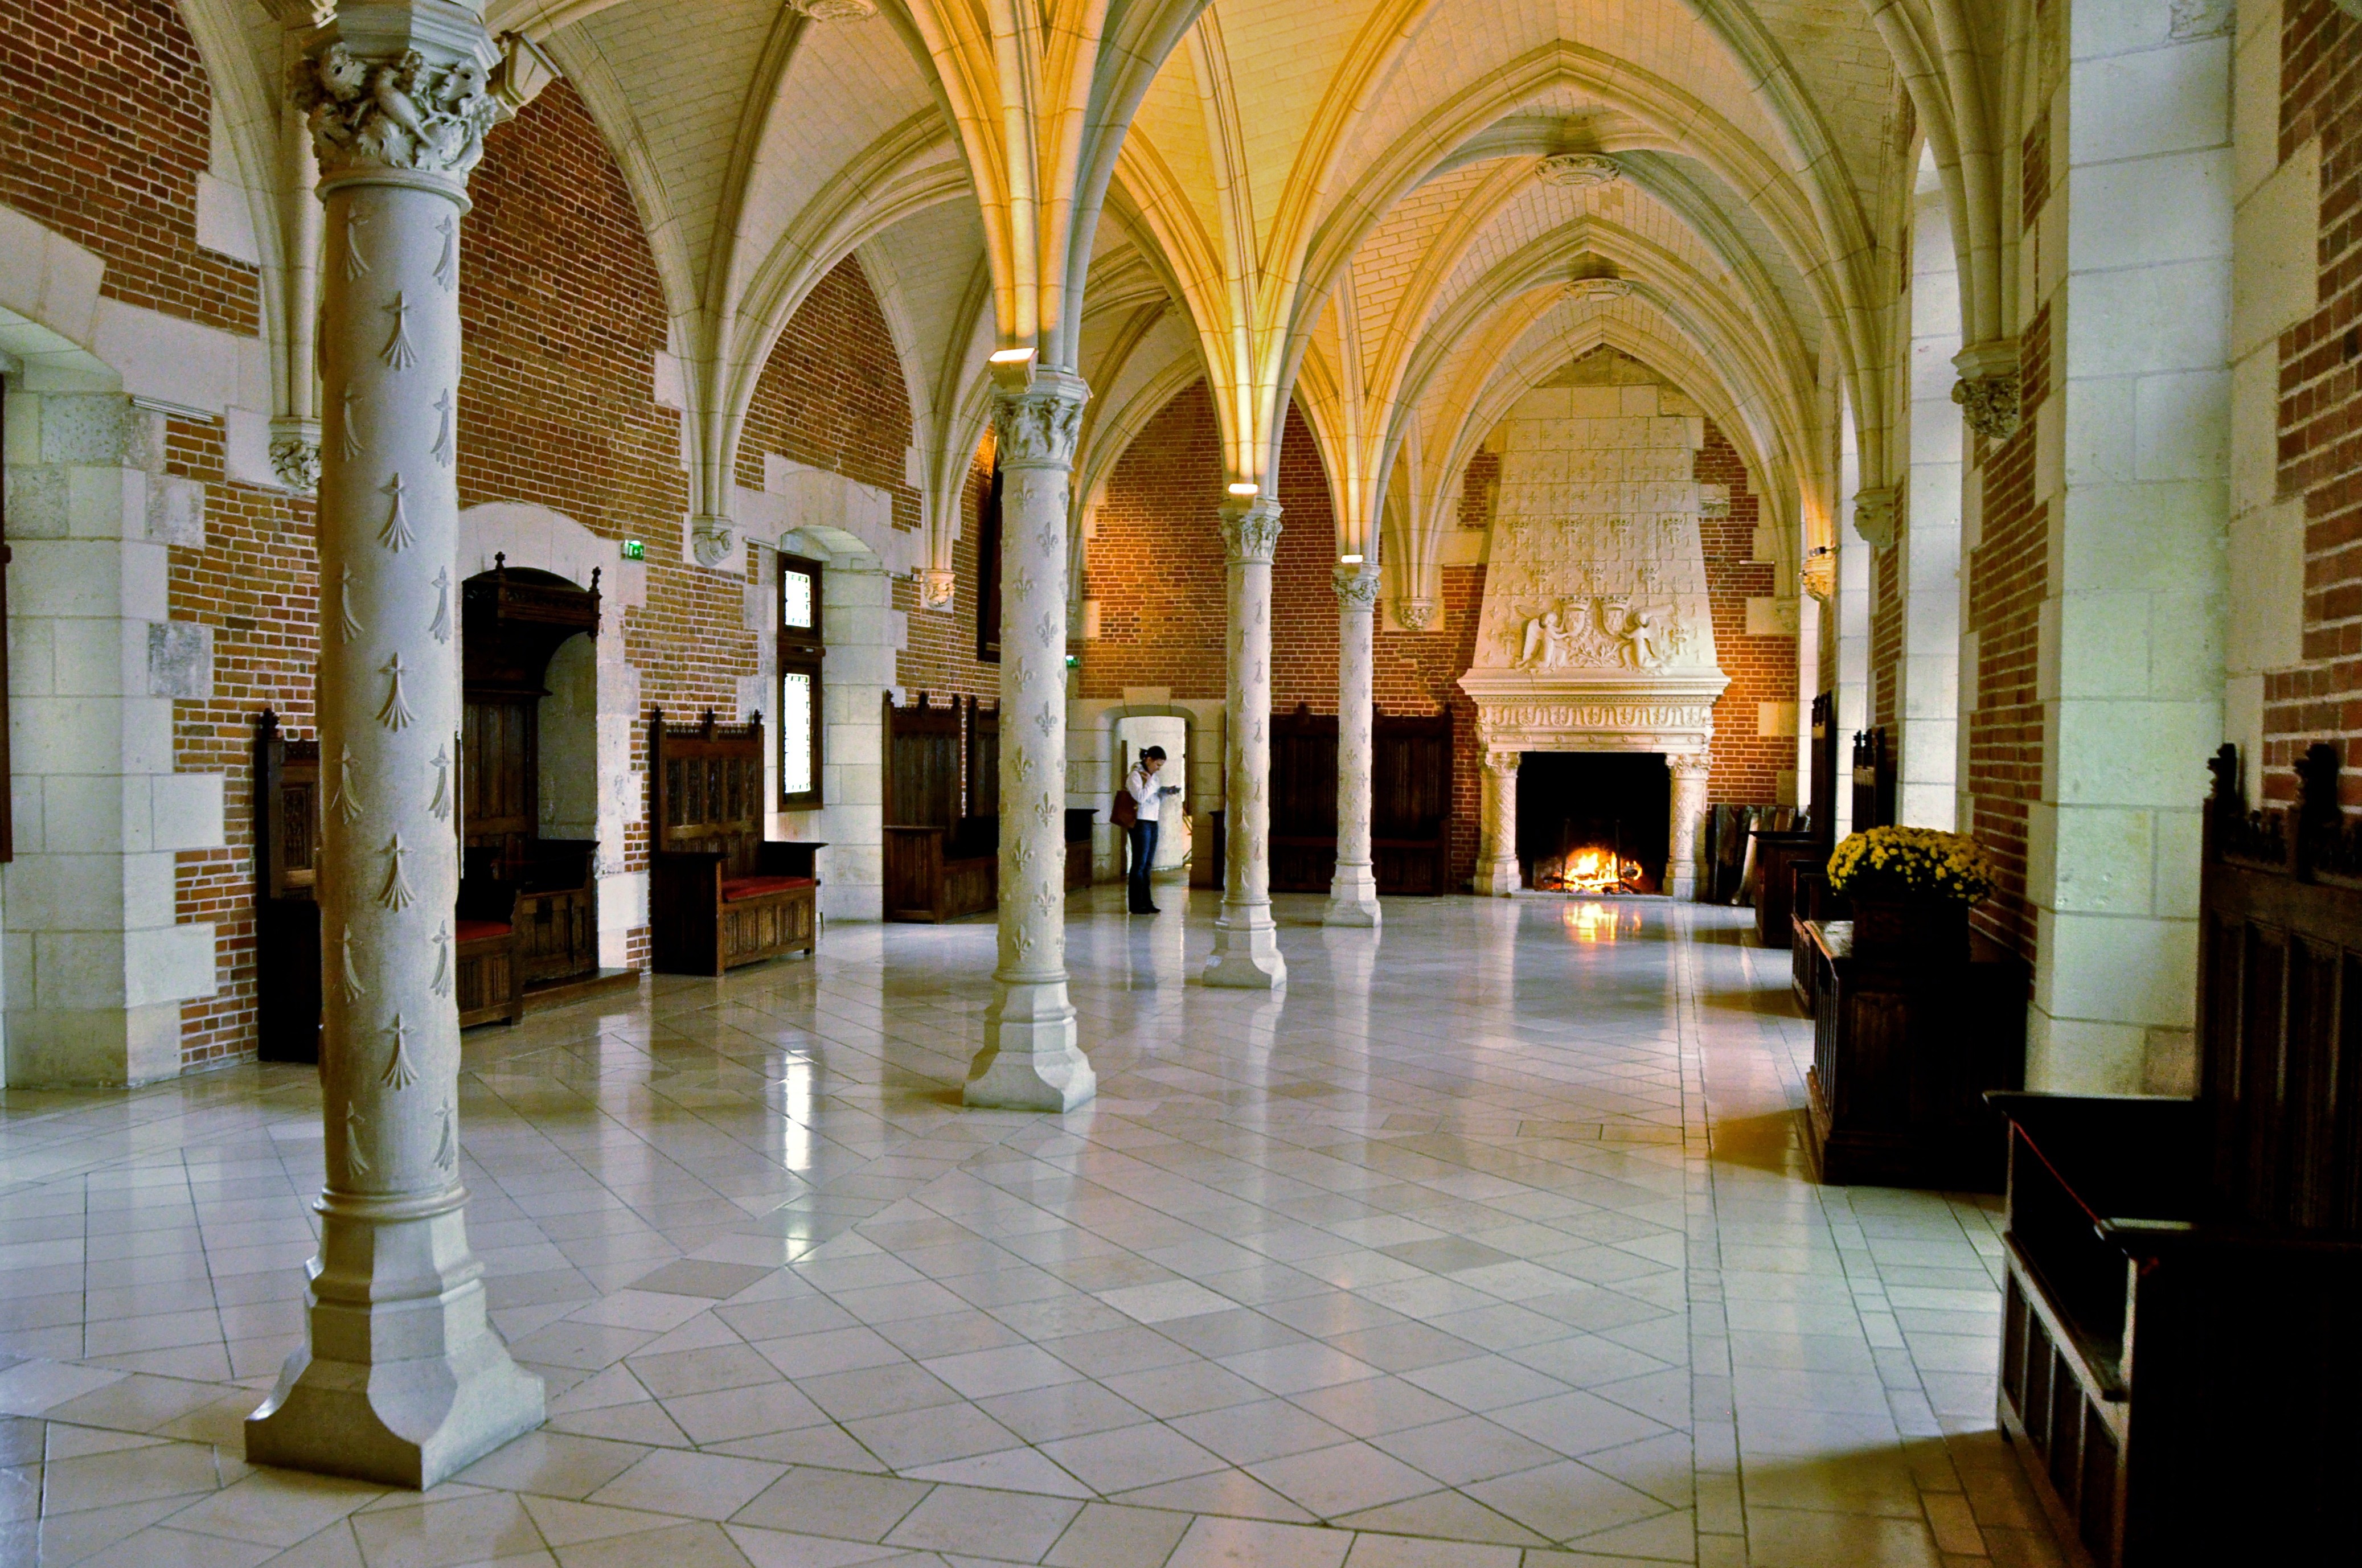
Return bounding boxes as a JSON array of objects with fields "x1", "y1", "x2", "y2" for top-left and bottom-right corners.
[
  {"x1": 245, "y1": 2, "x2": 543, "y2": 1488},
  {"x1": 1479, "y1": 752, "x2": 1522, "y2": 896},
  {"x1": 1324, "y1": 566, "x2": 1381, "y2": 926},
  {"x1": 965, "y1": 371, "x2": 1096, "y2": 1111},
  {"x1": 1204, "y1": 498, "x2": 1287, "y2": 987}
]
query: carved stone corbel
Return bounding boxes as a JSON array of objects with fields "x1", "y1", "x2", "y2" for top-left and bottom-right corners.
[
  {"x1": 690, "y1": 515, "x2": 736, "y2": 569},
  {"x1": 268, "y1": 417, "x2": 322, "y2": 494},
  {"x1": 1951, "y1": 339, "x2": 2023, "y2": 442},
  {"x1": 1802, "y1": 547, "x2": 1836, "y2": 603},
  {"x1": 1397, "y1": 597, "x2": 1440, "y2": 633},
  {"x1": 1852, "y1": 486, "x2": 1898, "y2": 551},
  {"x1": 917, "y1": 567, "x2": 955, "y2": 611}
]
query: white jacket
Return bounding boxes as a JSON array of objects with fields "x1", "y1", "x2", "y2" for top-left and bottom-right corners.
[{"x1": 1126, "y1": 766, "x2": 1177, "y2": 823}]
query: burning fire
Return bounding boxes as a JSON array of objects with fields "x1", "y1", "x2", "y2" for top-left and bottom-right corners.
[{"x1": 1535, "y1": 846, "x2": 1647, "y2": 894}]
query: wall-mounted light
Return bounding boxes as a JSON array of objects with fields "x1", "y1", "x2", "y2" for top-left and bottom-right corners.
[
  {"x1": 989, "y1": 346, "x2": 1037, "y2": 392},
  {"x1": 1339, "y1": 553, "x2": 1364, "y2": 564},
  {"x1": 1227, "y1": 482, "x2": 1260, "y2": 497}
]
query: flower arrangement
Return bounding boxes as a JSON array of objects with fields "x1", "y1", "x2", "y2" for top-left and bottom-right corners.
[{"x1": 1826, "y1": 826, "x2": 1996, "y2": 905}]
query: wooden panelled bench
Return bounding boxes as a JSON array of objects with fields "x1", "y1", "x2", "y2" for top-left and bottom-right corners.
[
  {"x1": 649, "y1": 709, "x2": 822, "y2": 974},
  {"x1": 1268, "y1": 705, "x2": 1453, "y2": 896},
  {"x1": 254, "y1": 711, "x2": 524, "y2": 1056},
  {"x1": 881, "y1": 693, "x2": 997, "y2": 922},
  {"x1": 1988, "y1": 743, "x2": 2362, "y2": 1565}
]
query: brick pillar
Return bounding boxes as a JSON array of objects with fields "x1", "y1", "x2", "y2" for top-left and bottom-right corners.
[
  {"x1": 2, "y1": 394, "x2": 223, "y2": 1085},
  {"x1": 245, "y1": 0, "x2": 543, "y2": 1486}
]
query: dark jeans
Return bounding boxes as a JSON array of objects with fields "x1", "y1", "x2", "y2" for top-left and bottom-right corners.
[{"x1": 1127, "y1": 820, "x2": 1160, "y2": 909}]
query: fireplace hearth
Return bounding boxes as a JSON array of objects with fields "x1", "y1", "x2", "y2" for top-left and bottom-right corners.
[{"x1": 1517, "y1": 752, "x2": 1671, "y2": 894}]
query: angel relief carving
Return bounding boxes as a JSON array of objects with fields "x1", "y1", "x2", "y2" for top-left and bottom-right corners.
[{"x1": 1516, "y1": 597, "x2": 1687, "y2": 672}]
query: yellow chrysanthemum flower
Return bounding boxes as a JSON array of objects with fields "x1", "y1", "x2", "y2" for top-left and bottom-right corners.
[{"x1": 1826, "y1": 826, "x2": 1996, "y2": 904}]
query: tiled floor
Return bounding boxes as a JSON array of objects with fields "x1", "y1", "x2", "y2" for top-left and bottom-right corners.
[{"x1": 0, "y1": 887, "x2": 2065, "y2": 1566}]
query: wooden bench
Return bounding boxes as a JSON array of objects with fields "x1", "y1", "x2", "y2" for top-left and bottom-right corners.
[
  {"x1": 453, "y1": 878, "x2": 527, "y2": 1028},
  {"x1": 1988, "y1": 742, "x2": 2362, "y2": 1565},
  {"x1": 253, "y1": 709, "x2": 523, "y2": 1056},
  {"x1": 648, "y1": 709, "x2": 822, "y2": 974},
  {"x1": 1269, "y1": 704, "x2": 1453, "y2": 896},
  {"x1": 881, "y1": 693, "x2": 997, "y2": 922}
]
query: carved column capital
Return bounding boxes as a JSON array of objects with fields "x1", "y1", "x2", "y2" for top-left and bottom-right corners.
[
  {"x1": 269, "y1": 417, "x2": 322, "y2": 494},
  {"x1": 991, "y1": 371, "x2": 1088, "y2": 470},
  {"x1": 289, "y1": 2, "x2": 503, "y2": 185},
  {"x1": 1951, "y1": 338, "x2": 2023, "y2": 441},
  {"x1": 1483, "y1": 749, "x2": 1522, "y2": 777},
  {"x1": 1669, "y1": 753, "x2": 1714, "y2": 781},
  {"x1": 1852, "y1": 485, "x2": 1899, "y2": 550},
  {"x1": 1220, "y1": 496, "x2": 1284, "y2": 565},
  {"x1": 1332, "y1": 564, "x2": 1381, "y2": 611}
]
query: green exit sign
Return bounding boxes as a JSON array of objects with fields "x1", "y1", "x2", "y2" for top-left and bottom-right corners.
[{"x1": 620, "y1": 538, "x2": 645, "y2": 560}]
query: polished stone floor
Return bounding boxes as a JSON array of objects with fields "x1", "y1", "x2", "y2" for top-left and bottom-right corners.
[{"x1": 0, "y1": 888, "x2": 2063, "y2": 1566}]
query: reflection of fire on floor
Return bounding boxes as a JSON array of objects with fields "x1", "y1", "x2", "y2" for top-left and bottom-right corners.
[{"x1": 1533, "y1": 845, "x2": 1649, "y2": 894}]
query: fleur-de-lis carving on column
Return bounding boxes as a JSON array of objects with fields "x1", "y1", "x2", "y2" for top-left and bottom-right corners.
[
  {"x1": 378, "y1": 651, "x2": 416, "y2": 730},
  {"x1": 250, "y1": 5, "x2": 543, "y2": 1488},
  {"x1": 381, "y1": 290, "x2": 417, "y2": 369},
  {"x1": 343, "y1": 207, "x2": 371, "y2": 280},
  {"x1": 380, "y1": 1013, "x2": 418, "y2": 1089},
  {"x1": 430, "y1": 568, "x2": 452, "y2": 645},
  {"x1": 331, "y1": 744, "x2": 366, "y2": 822},
  {"x1": 380, "y1": 473, "x2": 414, "y2": 551},
  {"x1": 378, "y1": 833, "x2": 417, "y2": 910}
]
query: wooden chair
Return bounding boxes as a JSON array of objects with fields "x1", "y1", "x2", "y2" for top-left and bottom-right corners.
[
  {"x1": 453, "y1": 878, "x2": 526, "y2": 1028},
  {"x1": 1988, "y1": 743, "x2": 2362, "y2": 1565},
  {"x1": 648, "y1": 709, "x2": 823, "y2": 974},
  {"x1": 881, "y1": 693, "x2": 997, "y2": 921}
]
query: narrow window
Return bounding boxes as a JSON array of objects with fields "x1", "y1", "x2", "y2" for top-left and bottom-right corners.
[{"x1": 778, "y1": 552, "x2": 824, "y2": 810}]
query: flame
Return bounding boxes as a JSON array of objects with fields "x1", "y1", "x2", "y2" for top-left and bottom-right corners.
[{"x1": 1535, "y1": 845, "x2": 1646, "y2": 894}]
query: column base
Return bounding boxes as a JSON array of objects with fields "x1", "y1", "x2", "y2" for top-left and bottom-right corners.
[
  {"x1": 1478, "y1": 860, "x2": 1523, "y2": 897},
  {"x1": 1202, "y1": 907, "x2": 1287, "y2": 987},
  {"x1": 967, "y1": 976, "x2": 1096, "y2": 1111},
  {"x1": 245, "y1": 1206, "x2": 544, "y2": 1488},
  {"x1": 1322, "y1": 865, "x2": 1381, "y2": 927},
  {"x1": 1670, "y1": 869, "x2": 1699, "y2": 901}
]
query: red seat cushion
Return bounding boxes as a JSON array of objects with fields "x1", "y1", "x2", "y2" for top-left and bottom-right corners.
[
  {"x1": 721, "y1": 875, "x2": 813, "y2": 902},
  {"x1": 454, "y1": 920, "x2": 512, "y2": 942}
]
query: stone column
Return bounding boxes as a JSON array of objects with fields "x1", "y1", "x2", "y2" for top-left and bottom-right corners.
[
  {"x1": 1478, "y1": 750, "x2": 1522, "y2": 896},
  {"x1": 1203, "y1": 497, "x2": 1288, "y2": 987},
  {"x1": 965, "y1": 371, "x2": 1096, "y2": 1110},
  {"x1": 245, "y1": 2, "x2": 543, "y2": 1488},
  {"x1": 1668, "y1": 754, "x2": 1712, "y2": 901},
  {"x1": 1324, "y1": 565, "x2": 1382, "y2": 926}
]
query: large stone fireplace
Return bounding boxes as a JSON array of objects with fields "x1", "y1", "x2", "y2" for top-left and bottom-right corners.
[{"x1": 1457, "y1": 372, "x2": 1729, "y2": 898}]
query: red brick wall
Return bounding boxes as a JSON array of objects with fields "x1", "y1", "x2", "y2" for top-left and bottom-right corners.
[
  {"x1": 2263, "y1": 0, "x2": 2362, "y2": 802},
  {"x1": 1964, "y1": 309, "x2": 2051, "y2": 958},
  {"x1": 0, "y1": 0, "x2": 258, "y2": 332},
  {"x1": 1372, "y1": 568, "x2": 1488, "y2": 884},
  {"x1": 166, "y1": 420, "x2": 315, "y2": 1068},
  {"x1": 1081, "y1": 382, "x2": 1229, "y2": 699},
  {"x1": 738, "y1": 256, "x2": 922, "y2": 535},
  {"x1": 896, "y1": 455, "x2": 1001, "y2": 700},
  {"x1": 1697, "y1": 426, "x2": 1797, "y2": 804}
]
